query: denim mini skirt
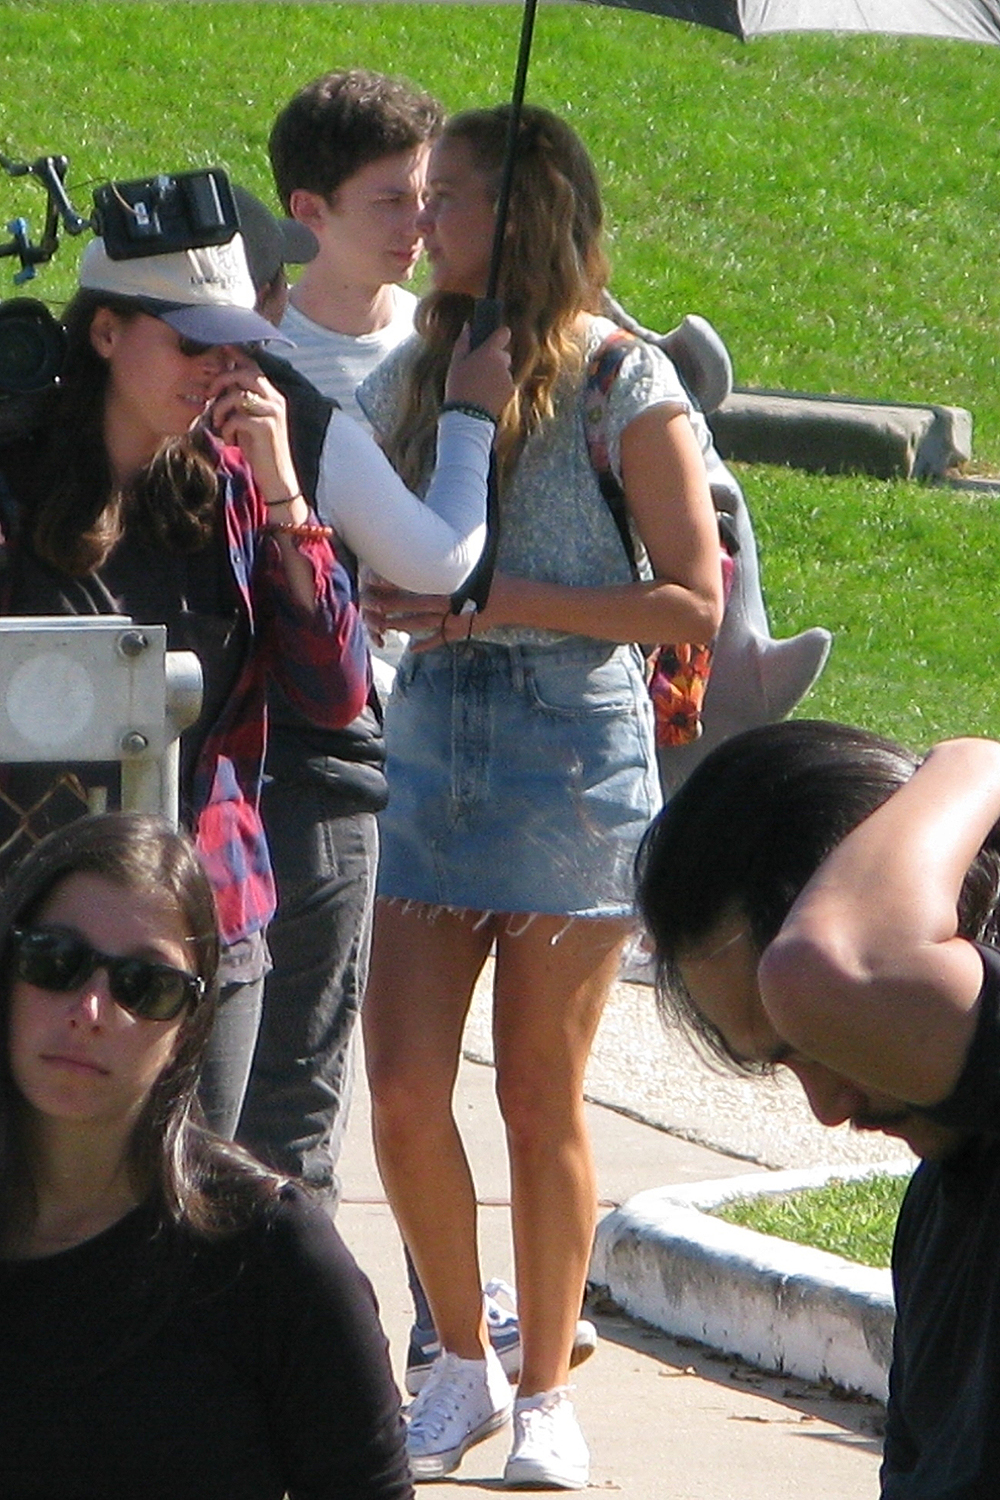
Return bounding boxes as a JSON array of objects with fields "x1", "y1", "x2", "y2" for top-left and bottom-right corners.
[{"x1": 377, "y1": 638, "x2": 662, "y2": 918}]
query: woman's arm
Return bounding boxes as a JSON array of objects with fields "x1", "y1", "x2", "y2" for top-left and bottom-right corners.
[
  {"x1": 365, "y1": 406, "x2": 723, "y2": 648},
  {"x1": 254, "y1": 523, "x2": 371, "y2": 732},
  {"x1": 317, "y1": 408, "x2": 489, "y2": 593},
  {"x1": 487, "y1": 405, "x2": 722, "y2": 643},
  {"x1": 758, "y1": 737, "x2": 1000, "y2": 1105},
  {"x1": 210, "y1": 359, "x2": 371, "y2": 728},
  {"x1": 216, "y1": 445, "x2": 370, "y2": 733},
  {"x1": 296, "y1": 323, "x2": 513, "y2": 594}
]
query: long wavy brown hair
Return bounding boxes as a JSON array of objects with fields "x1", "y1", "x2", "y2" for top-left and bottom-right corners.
[
  {"x1": 383, "y1": 104, "x2": 611, "y2": 494},
  {"x1": 25, "y1": 291, "x2": 220, "y2": 577}
]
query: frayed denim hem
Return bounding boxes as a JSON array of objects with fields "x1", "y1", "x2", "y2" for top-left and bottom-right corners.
[{"x1": 377, "y1": 896, "x2": 635, "y2": 944}]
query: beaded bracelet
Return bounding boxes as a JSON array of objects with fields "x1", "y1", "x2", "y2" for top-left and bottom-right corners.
[
  {"x1": 264, "y1": 521, "x2": 334, "y2": 542},
  {"x1": 439, "y1": 400, "x2": 496, "y2": 425},
  {"x1": 263, "y1": 491, "x2": 305, "y2": 508}
]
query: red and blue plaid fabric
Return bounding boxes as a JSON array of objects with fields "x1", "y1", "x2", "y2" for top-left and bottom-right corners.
[
  {"x1": 179, "y1": 441, "x2": 370, "y2": 944},
  {"x1": 0, "y1": 439, "x2": 370, "y2": 946}
]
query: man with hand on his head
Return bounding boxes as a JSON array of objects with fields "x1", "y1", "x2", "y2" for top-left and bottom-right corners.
[{"x1": 638, "y1": 719, "x2": 1000, "y2": 1499}]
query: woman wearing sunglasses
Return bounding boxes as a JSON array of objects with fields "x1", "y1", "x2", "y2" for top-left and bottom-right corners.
[
  {"x1": 0, "y1": 227, "x2": 370, "y2": 1141},
  {"x1": 0, "y1": 812, "x2": 412, "y2": 1500}
]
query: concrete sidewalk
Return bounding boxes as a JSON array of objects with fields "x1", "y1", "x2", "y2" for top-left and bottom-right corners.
[{"x1": 337, "y1": 973, "x2": 889, "y2": 1498}]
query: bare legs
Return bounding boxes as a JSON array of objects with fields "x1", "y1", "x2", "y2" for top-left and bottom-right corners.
[
  {"x1": 363, "y1": 898, "x2": 629, "y2": 1392},
  {"x1": 493, "y1": 915, "x2": 627, "y2": 1394},
  {"x1": 364, "y1": 902, "x2": 495, "y2": 1362}
]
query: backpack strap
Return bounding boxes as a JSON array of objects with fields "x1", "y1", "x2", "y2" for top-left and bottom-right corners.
[
  {"x1": 583, "y1": 328, "x2": 740, "y2": 563},
  {"x1": 582, "y1": 327, "x2": 738, "y2": 750},
  {"x1": 582, "y1": 329, "x2": 639, "y2": 576}
]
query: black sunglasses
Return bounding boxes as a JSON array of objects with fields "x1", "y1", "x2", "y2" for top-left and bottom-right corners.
[
  {"x1": 10, "y1": 926, "x2": 205, "y2": 1022},
  {"x1": 176, "y1": 335, "x2": 263, "y2": 360},
  {"x1": 176, "y1": 334, "x2": 217, "y2": 359}
]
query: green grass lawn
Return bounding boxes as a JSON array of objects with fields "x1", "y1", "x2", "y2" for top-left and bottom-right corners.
[
  {"x1": 2, "y1": 4, "x2": 1000, "y2": 745},
  {"x1": 713, "y1": 1173, "x2": 910, "y2": 1268},
  {"x1": 747, "y1": 466, "x2": 1000, "y2": 743}
]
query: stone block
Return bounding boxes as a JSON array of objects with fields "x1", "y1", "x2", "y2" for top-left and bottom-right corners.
[{"x1": 709, "y1": 389, "x2": 972, "y2": 480}]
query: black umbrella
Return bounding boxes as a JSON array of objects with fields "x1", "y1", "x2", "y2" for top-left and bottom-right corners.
[
  {"x1": 588, "y1": 0, "x2": 1000, "y2": 40},
  {"x1": 453, "y1": 0, "x2": 1000, "y2": 607},
  {"x1": 480, "y1": 0, "x2": 1000, "y2": 320}
]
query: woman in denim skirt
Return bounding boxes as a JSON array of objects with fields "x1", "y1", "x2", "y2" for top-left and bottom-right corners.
[{"x1": 359, "y1": 105, "x2": 723, "y2": 1490}]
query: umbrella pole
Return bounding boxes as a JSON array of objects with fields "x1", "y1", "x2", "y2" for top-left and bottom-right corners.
[
  {"x1": 453, "y1": 0, "x2": 539, "y2": 613},
  {"x1": 469, "y1": 0, "x2": 539, "y2": 345}
]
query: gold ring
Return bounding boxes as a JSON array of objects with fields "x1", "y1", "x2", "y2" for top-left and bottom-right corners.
[{"x1": 240, "y1": 393, "x2": 260, "y2": 414}]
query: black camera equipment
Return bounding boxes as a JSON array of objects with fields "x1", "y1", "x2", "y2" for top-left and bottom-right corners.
[
  {"x1": 0, "y1": 297, "x2": 67, "y2": 397},
  {"x1": 0, "y1": 153, "x2": 88, "y2": 395},
  {"x1": 0, "y1": 158, "x2": 241, "y2": 395},
  {"x1": 91, "y1": 168, "x2": 238, "y2": 260}
]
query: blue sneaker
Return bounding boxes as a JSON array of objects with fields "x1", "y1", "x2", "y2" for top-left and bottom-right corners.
[
  {"x1": 405, "y1": 1326, "x2": 443, "y2": 1395},
  {"x1": 404, "y1": 1278, "x2": 598, "y2": 1396}
]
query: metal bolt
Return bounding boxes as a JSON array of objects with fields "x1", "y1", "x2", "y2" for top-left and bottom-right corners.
[
  {"x1": 120, "y1": 731, "x2": 149, "y2": 755},
  {"x1": 118, "y1": 630, "x2": 149, "y2": 659}
]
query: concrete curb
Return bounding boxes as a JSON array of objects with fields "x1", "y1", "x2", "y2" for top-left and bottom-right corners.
[
  {"x1": 589, "y1": 1161, "x2": 912, "y2": 1401},
  {"x1": 938, "y1": 474, "x2": 1000, "y2": 497}
]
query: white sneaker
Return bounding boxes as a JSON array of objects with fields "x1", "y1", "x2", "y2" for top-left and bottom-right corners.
[
  {"x1": 503, "y1": 1387, "x2": 590, "y2": 1490},
  {"x1": 406, "y1": 1346, "x2": 513, "y2": 1481}
]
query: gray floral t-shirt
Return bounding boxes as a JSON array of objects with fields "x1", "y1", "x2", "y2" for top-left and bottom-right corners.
[{"x1": 357, "y1": 315, "x2": 692, "y2": 645}]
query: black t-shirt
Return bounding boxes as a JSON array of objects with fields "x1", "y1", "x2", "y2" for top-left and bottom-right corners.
[
  {"x1": 882, "y1": 943, "x2": 1000, "y2": 1498},
  {"x1": 0, "y1": 1185, "x2": 412, "y2": 1500}
]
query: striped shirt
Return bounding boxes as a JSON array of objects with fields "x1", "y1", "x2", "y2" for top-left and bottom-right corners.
[{"x1": 275, "y1": 288, "x2": 417, "y2": 430}]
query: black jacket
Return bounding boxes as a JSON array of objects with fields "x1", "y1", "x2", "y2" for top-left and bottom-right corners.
[{"x1": 257, "y1": 350, "x2": 387, "y2": 814}]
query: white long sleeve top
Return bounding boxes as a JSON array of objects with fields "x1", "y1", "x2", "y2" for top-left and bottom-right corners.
[{"x1": 314, "y1": 407, "x2": 490, "y2": 595}]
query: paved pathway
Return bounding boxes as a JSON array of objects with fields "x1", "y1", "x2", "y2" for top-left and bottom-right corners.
[
  {"x1": 337, "y1": 971, "x2": 893, "y2": 1497},
  {"x1": 470, "y1": 963, "x2": 915, "y2": 1174}
]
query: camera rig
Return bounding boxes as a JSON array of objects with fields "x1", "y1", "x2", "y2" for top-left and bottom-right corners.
[{"x1": 0, "y1": 155, "x2": 240, "y2": 395}]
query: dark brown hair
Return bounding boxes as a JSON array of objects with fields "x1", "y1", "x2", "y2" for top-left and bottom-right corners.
[
  {"x1": 636, "y1": 720, "x2": 1000, "y2": 1072},
  {"x1": 26, "y1": 291, "x2": 219, "y2": 577},
  {"x1": 269, "y1": 68, "x2": 444, "y2": 209}
]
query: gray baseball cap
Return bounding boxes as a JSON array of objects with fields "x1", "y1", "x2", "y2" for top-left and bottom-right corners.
[{"x1": 231, "y1": 185, "x2": 318, "y2": 294}]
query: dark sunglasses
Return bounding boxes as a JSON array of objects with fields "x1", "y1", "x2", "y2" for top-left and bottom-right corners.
[
  {"x1": 176, "y1": 335, "x2": 263, "y2": 360},
  {"x1": 10, "y1": 926, "x2": 205, "y2": 1022},
  {"x1": 176, "y1": 334, "x2": 216, "y2": 359}
]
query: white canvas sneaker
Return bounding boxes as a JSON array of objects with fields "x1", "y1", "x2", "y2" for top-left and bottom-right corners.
[
  {"x1": 406, "y1": 1346, "x2": 513, "y2": 1481},
  {"x1": 503, "y1": 1386, "x2": 590, "y2": 1490}
]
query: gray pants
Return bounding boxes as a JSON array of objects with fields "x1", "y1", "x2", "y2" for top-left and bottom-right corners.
[
  {"x1": 198, "y1": 970, "x2": 266, "y2": 1141},
  {"x1": 238, "y1": 781, "x2": 378, "y2": 1201}
]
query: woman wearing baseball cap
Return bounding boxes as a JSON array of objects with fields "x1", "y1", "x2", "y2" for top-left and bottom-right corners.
[{"x1": 0, "y1": 223, "x2": 370, "y2": 1141}]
